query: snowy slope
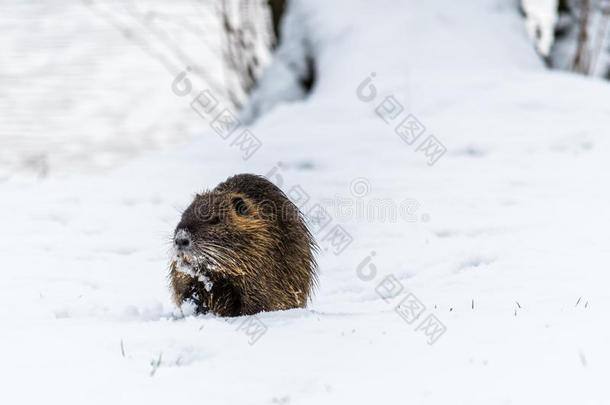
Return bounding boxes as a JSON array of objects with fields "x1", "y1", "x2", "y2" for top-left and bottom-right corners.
[
  {"x1": 2, "y1": 0, "x2": 610, "y2": 404},
  {"x1": 0, "y1": 0, "x2": 272, "y2": 178}
]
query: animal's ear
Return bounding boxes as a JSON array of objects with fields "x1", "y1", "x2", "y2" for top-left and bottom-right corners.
[{"x1": 231, "y1": 196, "x2": 251, "y2": 216}]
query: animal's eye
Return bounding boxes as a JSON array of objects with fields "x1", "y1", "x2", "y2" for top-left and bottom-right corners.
[
  {"x1": 232, "y1": 197, "x2": 250, "y2": 216},
  {"x1": 208, "y1": 216, "x2": 220, "y2": 225}
]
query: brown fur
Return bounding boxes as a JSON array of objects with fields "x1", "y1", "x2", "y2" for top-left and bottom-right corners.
[{"x1": 169, "y1": 174, "x2": 318, "y2": 317}]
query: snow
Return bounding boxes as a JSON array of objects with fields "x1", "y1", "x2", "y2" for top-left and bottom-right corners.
[
  {"x1": 0, "y1": 0, "x2": 272, "y2": 178},
  {"x1": 240, "y1": 0, "x2": 314, "y2": 124},
  {"x1": 171, "y1": 249, "x2": 216, "y2": 293},
  {"x1": 521, "y1": 0, "x2": 558, "y2": 57},
  {"x1": 2, "y1": 0, "x2": 610, "y2": 404}
]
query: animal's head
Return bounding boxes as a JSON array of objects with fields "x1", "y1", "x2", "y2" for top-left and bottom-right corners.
[{"x1": 172, "y1": 189, "x2": 286, "y2": 277}]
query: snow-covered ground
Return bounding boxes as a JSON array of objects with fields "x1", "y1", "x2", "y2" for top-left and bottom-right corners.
[{"x1": 2, "y1": 0, "x2": 610, "y2": 404}]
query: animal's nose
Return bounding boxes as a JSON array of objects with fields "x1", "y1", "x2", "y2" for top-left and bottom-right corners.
[{"x1": 174, "y1": 231, "x2": 191, "y2": 250}]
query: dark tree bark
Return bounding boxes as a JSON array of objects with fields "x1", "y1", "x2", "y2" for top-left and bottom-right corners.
[
  {"x1": 267, "y1": 0, "x2": 286, "y2": 47},
  {"x1": 572, "y1": 0, "x2": 591, "y2": 73}
]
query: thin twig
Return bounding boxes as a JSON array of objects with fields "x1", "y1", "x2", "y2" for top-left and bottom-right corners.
[{"x1": 150, "y1": 352, "x2": 163, "y2": 377}]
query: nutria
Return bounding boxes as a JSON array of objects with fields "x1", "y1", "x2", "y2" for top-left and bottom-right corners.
[{"x1": 169, "y1": 174, "x2": 318, "y2": 317}]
